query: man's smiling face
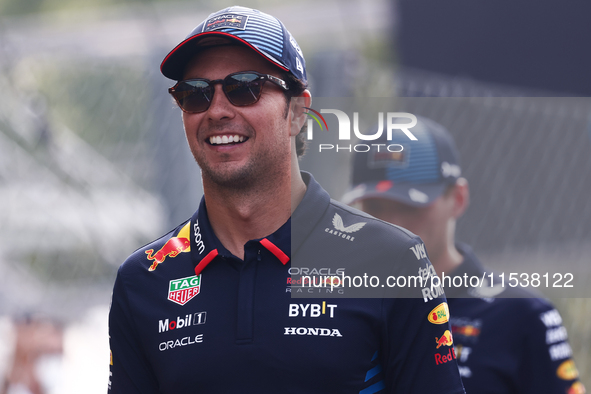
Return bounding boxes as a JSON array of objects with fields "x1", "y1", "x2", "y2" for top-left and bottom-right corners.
[{"x1": 181, "y1": 45, "x2": 293, "y2": 189}]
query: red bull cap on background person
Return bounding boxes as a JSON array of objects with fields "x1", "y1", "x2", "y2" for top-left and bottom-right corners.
[
  {"x1": 344, "y1": 116, "x2": 586, "y2": 394},
  {"x1": 107, "y1": 6, "x2": 466, "y2": 393}
]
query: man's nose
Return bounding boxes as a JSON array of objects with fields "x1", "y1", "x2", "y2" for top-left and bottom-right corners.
[{"x1": 206, "y1": 83, "x2": 235, "y2": 119}]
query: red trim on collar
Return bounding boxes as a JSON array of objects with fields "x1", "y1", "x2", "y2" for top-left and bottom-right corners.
[
  {"x1": 194, "y1": 249, "x2": 219, "y2": 276},
  {"x1": 260, "y1": 238, "x2": 290, "y2": 265}
]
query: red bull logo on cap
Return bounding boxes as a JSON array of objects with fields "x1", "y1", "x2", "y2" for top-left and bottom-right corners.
[
  {"x1": 147, "y1": 223, "x2": 191, "y2": 271},
  {"x1": 435, "y1": 330, "x2": 453, "y2": 349},
  {"x1": 452, "y1": 324, "x2": 481, "y2": 338}
]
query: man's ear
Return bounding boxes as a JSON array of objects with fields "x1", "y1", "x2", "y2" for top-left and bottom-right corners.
[
  {"x1": 452, "y1": 177, "x2": 470, "y2": 219},
  {"x1": 290, "y1": 89, "x2": 312, "y2": 137}
]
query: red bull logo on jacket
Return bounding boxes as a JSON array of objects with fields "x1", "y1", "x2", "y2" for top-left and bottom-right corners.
[
  {"x1": 435, "y1": 330, "x2": 453, "y2": 349},
  {"x1": 147, "y1": 223, "x2": 191, "y2": 271},
  {"x1": 434, "y1": 331, "x2": 457, "y2": 366},
  {"x1": 434, "y1": 347, "x2": 457, "y2": 366}
]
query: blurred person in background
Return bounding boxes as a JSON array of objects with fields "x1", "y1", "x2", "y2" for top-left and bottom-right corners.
[
  {"x1": 107, "y1": 6, "x2": 465, "y2": 394},
  {"x1": 1, "y1": 316, "x2": 63, "y2": 394},
  {"x1": 343, "y1": 117, "x2": 586, "y2": 394}
]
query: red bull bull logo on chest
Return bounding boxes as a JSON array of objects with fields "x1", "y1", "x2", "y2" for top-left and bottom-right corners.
[{"x1": 146, "y1": 223, "x2": 192, "y2": 271}]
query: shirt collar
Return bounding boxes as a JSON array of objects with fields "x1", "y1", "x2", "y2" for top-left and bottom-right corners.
[{"x1": 189, "y1": 192, "x2": 293, "y2": 274}]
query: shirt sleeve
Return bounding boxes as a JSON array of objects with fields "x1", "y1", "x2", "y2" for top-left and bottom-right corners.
[
  {"x1": 108, "y1": 268, "x2": 161, "y2": 394},
  {"x1": 518, "y1": 303, "x2": 586, "y2": 394},
  {"x1": 381, "y1": 239, "x2": 466, "y2": 394}
]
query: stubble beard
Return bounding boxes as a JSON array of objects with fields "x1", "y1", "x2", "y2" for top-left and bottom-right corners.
[
  {"x1": 191, "y1": 96, "x2": 293, "y2": 194},
  {"x1": 194, "y1": 138, "x2": 290, "y2": 193}
]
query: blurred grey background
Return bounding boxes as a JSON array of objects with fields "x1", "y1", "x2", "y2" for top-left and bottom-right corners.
[{"x1": 0, "y1": 0, "x2": 589, "y2": 392}]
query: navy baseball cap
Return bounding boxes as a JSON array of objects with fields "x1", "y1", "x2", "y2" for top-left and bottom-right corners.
[
  {"x1": 160, "y1": 6, "x2": 307, "y2": 83},
  {"x1": 342, "y1": 116, "x2": 461, "y2": 207}
]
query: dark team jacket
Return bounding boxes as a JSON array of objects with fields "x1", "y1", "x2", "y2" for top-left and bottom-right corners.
[
  {"x1": 108, "y1": 172, "x2": 465, "y2": 393},
  {"x1": 445, "y1": 244, "x2": 585, "y2": 394}
]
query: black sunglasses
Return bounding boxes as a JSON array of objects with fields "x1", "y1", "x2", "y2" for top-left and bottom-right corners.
[{"x1": 168, "y1": 71, "x2": 289, "y2": 114}]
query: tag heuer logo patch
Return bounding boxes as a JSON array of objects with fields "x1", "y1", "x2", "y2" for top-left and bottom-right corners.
[{"x1": 168, "y1": 275, "x2": 201, "y2": 306}]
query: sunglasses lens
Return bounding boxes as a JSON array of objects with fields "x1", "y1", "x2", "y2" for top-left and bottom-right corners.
[
  {"x1": 224, "y1": 73, "x2": 263, "y2": 106},
  {"x1": 170, "y1": 73, "x2": 277, "y2": 113},
  {"x1": 172, "y1": 80, "x2": 212, "y2": 113}
]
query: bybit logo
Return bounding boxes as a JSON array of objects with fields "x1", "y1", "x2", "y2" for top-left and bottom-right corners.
[{"x1": 288, "y1": 302, "x2": 337, "y2": 318}]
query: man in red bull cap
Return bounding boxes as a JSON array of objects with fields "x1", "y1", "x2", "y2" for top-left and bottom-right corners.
[
  {"x1": 343, "y1": 117, "x2": 586, "y2": 393},
  {"x1": 108, "y1": 5, "x2": 466, "y2": 394}
]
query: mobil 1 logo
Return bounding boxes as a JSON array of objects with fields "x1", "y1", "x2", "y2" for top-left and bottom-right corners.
[{"x1": 159, "y1": 312, "x2": 207, "y2": 333}]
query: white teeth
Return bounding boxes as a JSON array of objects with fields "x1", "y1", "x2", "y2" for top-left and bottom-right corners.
[{"x1": 209, "y1": 135, "x2": 246, "y2": 145}]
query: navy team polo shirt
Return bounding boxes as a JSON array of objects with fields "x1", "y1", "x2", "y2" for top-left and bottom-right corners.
[
  {"x1": 108, "y1": 172, "x2": 465, "y2": 393},
  {"x1": 444, "y1": 244, "x2": 585, "y2": 394}
]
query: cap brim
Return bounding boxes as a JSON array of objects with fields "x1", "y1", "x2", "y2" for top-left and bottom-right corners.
[
  {"x1": 160, "y1": 31, "x2": 289, "y2": 81},
  {"x1": 342, "y1": 182, "x2": 448, "y2": 207}
]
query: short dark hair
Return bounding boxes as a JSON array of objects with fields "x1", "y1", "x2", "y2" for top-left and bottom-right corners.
[{"x1": 282, "y1": 72, "x2": 308, "y2": 158}]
